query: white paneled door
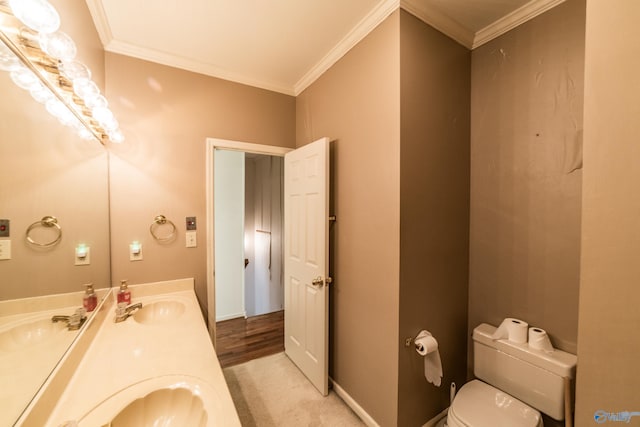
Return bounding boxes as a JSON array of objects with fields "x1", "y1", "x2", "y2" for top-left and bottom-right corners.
[{"x1": 284, "y1": 137, "x2": 330, "y2": 396}]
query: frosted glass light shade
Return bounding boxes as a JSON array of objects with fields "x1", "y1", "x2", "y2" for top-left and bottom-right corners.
[
  {"x1": 0, "y1": 41, "x2": 20, "y2": 71},
  {"x1": 84, "y1": 93, "x2": 108, "y2": 110},
  {"x1": 73, "y1": 78, "x2": 99, "y2": 100},
  {"x1": 29, "y1": 81, "x2": 55, "y2": 104},
  {"x1": 9, "y1": 0, "x2": 60, "y2": 34},
  {"x1": 74, "y1": 124, "x2": 94, "y2": 140},
  {"x1": 60, "y1": 60, "x2": 91, "y2": 80},
  {"x1": 38, "y1": 31, "x2": 77, "y2": 61},
  {"x1": 45, "y1": 98, "x2": 78, "y2": 126},
  {"x1": 10, "y1": 66, "x2": 40, "y2": 90},
  {"x1": 92, "y1": 106, "x2": 115, "y2": 128},
  {"x1": 108, "y1": 129, "x2": 125, "y2": 143}
]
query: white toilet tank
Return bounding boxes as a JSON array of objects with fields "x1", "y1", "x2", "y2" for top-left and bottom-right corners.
[{"x1": 473, "y1": 323, "x2": 577, "y2": 421}]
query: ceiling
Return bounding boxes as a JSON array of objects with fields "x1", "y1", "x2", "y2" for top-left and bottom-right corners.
[{"x1": 85, "y1": 0, "x2": 565, "y2": 96}]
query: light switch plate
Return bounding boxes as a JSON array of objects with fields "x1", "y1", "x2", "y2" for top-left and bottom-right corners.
[
  {"x1": 129, "y1": 243, "x2": 143, "y2": 261},
  {"x1": 0, "y1": 240, "x2": 11, "y2": 260},
  {"x1": 186, "y1": 231, "x2": 197, "y2": 248},
  {"x1": 75, "y1": 246, "x2": 90, "y2": 266}
]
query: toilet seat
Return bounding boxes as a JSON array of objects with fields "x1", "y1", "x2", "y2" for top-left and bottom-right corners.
[{"x1": 447, "y1": 380, "x2": 543, "y2": 427}]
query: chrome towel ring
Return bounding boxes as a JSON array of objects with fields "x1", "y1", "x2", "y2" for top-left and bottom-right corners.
[
  {"x1": 26, "y1": 216, "x2": 62, "y2": 247},
  {"x1": 149, "y1": 214, "x2": 176, "y2": 242}
]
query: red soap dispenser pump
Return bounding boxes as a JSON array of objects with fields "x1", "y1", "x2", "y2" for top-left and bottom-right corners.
[
  {"x1": 83, "y1": 283, "x2": 97, "y2": 312},
  {"x1": 117, "y1": 279, "x2": 131, "y2": 305}
]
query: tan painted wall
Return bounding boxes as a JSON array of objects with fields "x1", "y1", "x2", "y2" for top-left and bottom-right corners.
[
  {"x1": 398, "y1": 10, "x2": 470, "y2": 425},
  {"x1": 105, "y1": 54, "x2": 295, "y2": 318},
  {"x1": 296, "y1": 12, "x2": 401, "y2": 426},
  {"x1": 575, "y1": 0, "x2": 640, "y2": 424},
  {"x1": 0, "y1": 0, "x2": 109, "y2": 300},
  {"x1": 469, "y1": 0, "x2": 585, "y2": 368}
]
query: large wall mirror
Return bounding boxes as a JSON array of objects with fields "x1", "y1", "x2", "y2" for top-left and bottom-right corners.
[{"x1": 0, "y1": 1, "x2": 111, "y2": 423}]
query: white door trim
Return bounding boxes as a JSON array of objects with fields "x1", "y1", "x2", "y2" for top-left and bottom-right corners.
[{"x1": 205, "y1": 138, "x2": 293, "y2": 345}]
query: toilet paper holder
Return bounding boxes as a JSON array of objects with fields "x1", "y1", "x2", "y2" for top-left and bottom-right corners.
[
  {"x1": 404, "y1": 336, "x2": 415, "y2": 348},
  {"x1": 404, "y1": 335, "x2": 426, "y2": 351}
]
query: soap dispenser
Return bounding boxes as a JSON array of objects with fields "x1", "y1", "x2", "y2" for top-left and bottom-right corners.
[
  {"x1": 83, "y1": 283, "x2": 97, "y2": 312},
  {"x1": 117, "y1": 279, "x2": 131, "y2": 305}
]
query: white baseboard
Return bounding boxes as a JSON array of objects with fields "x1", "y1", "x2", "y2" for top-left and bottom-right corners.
[
  {"x1": 330, "y1": 377, "x2": 448, "y2": 427},
  {"x1": 215, "y1": 312, "x2": 245, "y2": 322},
  {"x1": 330, "y1": 379, "x2": 380, "y2": 427}
]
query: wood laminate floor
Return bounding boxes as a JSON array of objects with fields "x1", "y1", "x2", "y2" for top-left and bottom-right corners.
[{"x1": 216, "y1": 310, "x2": 284, "y2": 368}]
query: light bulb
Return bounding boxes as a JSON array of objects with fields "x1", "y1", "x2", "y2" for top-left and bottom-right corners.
[
  {"x1": 92, "y1": 106, "x2": 114, "y2": 126},
  {"x1": 73, "y1": 78, "x2": 99, "y2": 100},
  {"x1": 100, "y1": 116, "x2": 118, "y2": 132},
  {"x1": 10, "y1": 66, "x2": 40, "y2": 90},
  {"x1": 8, "y1": 0, "x2": 60, "y2": 34},
  {"x1": 45, "y1": 98, "x2": 75, "y2": 125},
  {"x1": 77, "y1": 127, "x2": 95, "y2": 141},
  {"x1": 38, "y1": 31, "x2": 77, "y2": 61},
  {"x1": 60, "y1": 60, "x2": 91, "y2": 80},
  {"x1": 84, "y1": 93, "x2": 108, "y2": 110},
  {"x1": 71, "y1": 120, "x2": 94, "y2": 140},
  {"x1": 108, "y1": 130, "x2": 125, "y2": 144},
  {"x1": 29, "y1": 81, "x2": 54, "y2": 104}
]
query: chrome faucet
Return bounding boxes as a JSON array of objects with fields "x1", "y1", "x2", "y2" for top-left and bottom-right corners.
[
  {"x1": 115, "y1": 302, "x2": 142, "y2": 323},
  {"x1": 52, "y1": 308, "x2": 87, "y2": 330}
]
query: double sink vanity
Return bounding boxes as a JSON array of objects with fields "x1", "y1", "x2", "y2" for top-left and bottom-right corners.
[{"x1": 2, "y1": 278, "x2": 240, "y2": 427}]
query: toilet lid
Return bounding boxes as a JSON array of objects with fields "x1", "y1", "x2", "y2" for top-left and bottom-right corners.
[{"x1": 449, "y1": 380, "x2": 542, "y2": 427}]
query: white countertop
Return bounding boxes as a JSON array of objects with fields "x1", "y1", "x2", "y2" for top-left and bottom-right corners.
[{"x1": 43, "y1": 279, "x2": 240, "y2": 427}]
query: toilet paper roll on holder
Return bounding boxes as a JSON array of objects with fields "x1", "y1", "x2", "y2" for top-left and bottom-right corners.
[{"x1": 404, "y1": 334, "x2": 428, "y2": 350}]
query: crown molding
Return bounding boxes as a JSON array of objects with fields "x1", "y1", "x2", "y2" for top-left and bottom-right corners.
[
  {"x1": 473, "y1": 0, "x2": 567, "y2": 49},
  {"x1": 293, "y1": 0, "x2": 400, "y2": 95},
  {"x1": 85, "y1": 0, "x2": 113, "y2": 48},
  {"x1": 104, "y1": 39, "x2": 295, "y2": 95},
  {"x1": 86, "y1": 0, "x2": 400, "y2": 96},
  {"x1": 400, "y1": 0, "x2": 474, "y2": 49},
  {"x1": 400, "y1": 0, "x2": 566, "y2": 50},
  {"x1": 85, "y1": 0, "x2": 566, "y2": 96}
]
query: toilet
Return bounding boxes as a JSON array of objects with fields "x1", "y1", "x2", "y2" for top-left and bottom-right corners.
[{"x1": 445, "y1": 323, "x2": 577, "y2": 427}]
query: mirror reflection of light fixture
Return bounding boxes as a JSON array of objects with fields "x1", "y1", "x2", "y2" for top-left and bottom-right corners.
[{"x1": 0, "y1": 0, "x2": 124, "y2": 144}]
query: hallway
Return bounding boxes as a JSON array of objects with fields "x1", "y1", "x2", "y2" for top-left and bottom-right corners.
[{"x1": 216, "y1": 310, "x2": 284, "y2": 368}]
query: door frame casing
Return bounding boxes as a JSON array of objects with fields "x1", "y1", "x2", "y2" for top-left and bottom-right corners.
[{"x1": 205, "y1": 138, "x2": 292, "y2": 345}]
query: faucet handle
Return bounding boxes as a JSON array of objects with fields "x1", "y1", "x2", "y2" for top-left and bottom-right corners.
[{"x1": 115, "y1": 301, "x2": 127, "y2": 316}]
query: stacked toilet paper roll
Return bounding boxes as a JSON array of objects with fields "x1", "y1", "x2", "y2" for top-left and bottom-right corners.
[
  {"x1": 491, "y1": 318, "x2": 528, "y2": 343},
  {"x1": 415, "y1": 330, "x2": 442, "y2": 387},
  {"x1": 528, "y1": 327, "x2": 554, "y2": 353}
]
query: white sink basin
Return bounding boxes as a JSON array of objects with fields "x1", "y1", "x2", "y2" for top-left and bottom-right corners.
[
  {"x1": 110, "y1": 387, "x2": 207, "y2": 426},
  {"x1": 133, "y1": 301, "x2": 185, "y2": 325},
  {"x1": 77, "y1": 376, "x2": 226, "y2": 427},
  {"x1": 0, "y1": 317, "x2": 68, "y2": 352}
]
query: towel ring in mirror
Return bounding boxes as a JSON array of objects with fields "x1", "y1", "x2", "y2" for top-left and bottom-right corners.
[
  {"x1": 26, "y1": 216, "x2": 62, "y2": 247},
  {"x1": 149, "y1": 214, "x2": 176, "y2": 242}
]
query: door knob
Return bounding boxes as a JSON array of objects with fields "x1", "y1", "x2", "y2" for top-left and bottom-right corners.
[{"x1": 312, "y1": 276, "x2": 324, "y2": 287}]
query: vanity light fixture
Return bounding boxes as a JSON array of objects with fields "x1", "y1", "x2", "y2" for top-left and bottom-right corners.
[{"x1": 0, "y1": 0, "x2": 124, "y2": 144}]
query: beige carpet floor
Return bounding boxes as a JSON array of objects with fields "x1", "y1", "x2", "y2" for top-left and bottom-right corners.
[{"x1": 223, "y1": 352, "x2": 366, "y2": 427}]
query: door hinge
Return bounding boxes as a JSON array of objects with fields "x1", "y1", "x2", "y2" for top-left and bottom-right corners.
[{"x1": 329, "y1": 215, "x2": 336, "y2": 222}]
